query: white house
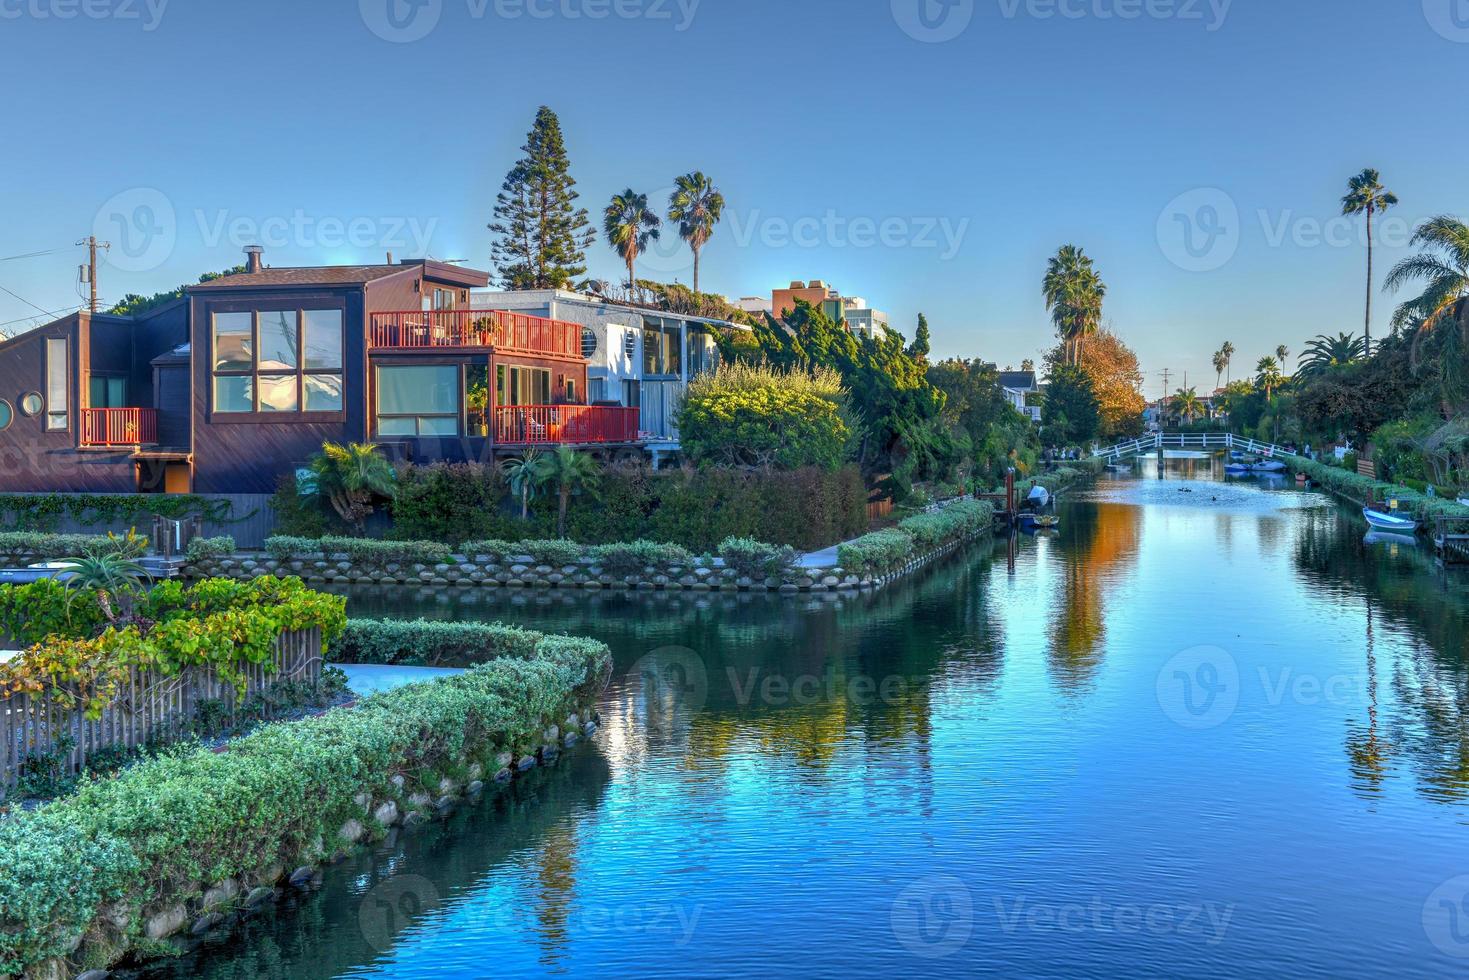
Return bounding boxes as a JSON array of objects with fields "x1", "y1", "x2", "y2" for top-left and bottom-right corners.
[
  {"x1": 472, "y1": 289, "x2": 749, "y2": 448},
  {"x1": 997, "y1": 369, "x2": 1041, "y2": 423}
]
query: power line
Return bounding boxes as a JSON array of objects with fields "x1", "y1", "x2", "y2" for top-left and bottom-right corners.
[
  {"x1": 0, "y1": 281, "x2": 69, "y2": 321},
  {"x1": 0, "y1": 246, "x2": 69, "y2": 263}
]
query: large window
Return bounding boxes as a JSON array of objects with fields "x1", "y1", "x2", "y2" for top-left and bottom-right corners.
[
  {"x1": 45, "y1": 338, "x2": 68, "y2": 431},
  {"x1": 212, "y1": 309, "x2": 343, "y2": 414},
  {"x1": 686, "y1": 327, "x2": 719, "y2": 378},
  {"x1": 377, "y1": 365, "x2": 459, "y2": 437},
  {"x1": 642, "y1": 317, "x2": 683, "y2": 377},
  {"x1": 495, "y1": 365, "x2": 552, "y2": 407}
]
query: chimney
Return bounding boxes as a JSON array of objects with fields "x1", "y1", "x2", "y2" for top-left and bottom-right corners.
[{"x1": 243, "y1": 245, "x2": 264, "y2": 273}]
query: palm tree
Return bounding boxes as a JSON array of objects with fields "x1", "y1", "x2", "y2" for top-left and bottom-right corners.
[
  {"x1": 534, "y1": 446, "x2": 601, "y2": 538},
  {"x1": 604, "y1": 190, "x2": 661, "y2": 294},
  {"x1": 1296, "y1": 332, "x2": 1367, "y2": 379},
  {"x1": 1212, "y1": 349, "x2": 1228, "y2": 390},
  {"x1": 1042, "y1": 245, "x2": 1106, "y2": 366},
  {"x1": 1255, "y1": 356, "x2": 1284, "y2": 400},
  {"x1": 667, "y1": 172, "x2": 725, "y2": 298},
  {"x1": 502, "y1": 449, "x2": 545, "y2": 521},
  {"x1": 310, "y1": 442, "x2": 396, "y2": 532},
  {"x1": 1275, "y1": 344, "x2": 1290, "y2": 366},
  {"x1": 1170, "y1": 387, "x2": 1204, "y2": 424},
  {"x1": 1220, "y1": 341, "x2": 1236, "y2": 384},
  {"x1": 1341, "y1": 168, "x2": 1399, "y2": 354},
  {"x1": 1385, "y1": 215, "x2": 1469, "y2": 407}
]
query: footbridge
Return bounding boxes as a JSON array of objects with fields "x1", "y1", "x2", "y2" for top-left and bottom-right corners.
[{"x1": 1092, "y1": 432, "x2": 1298, "y2": 463}]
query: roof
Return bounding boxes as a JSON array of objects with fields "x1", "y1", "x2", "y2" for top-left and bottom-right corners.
[
  {"x1": 189, "y1": 260, "x2": 489, "y2": 292},
  {"x1": 998, "y1": 371, "x2": 1038, "y2": 391}
]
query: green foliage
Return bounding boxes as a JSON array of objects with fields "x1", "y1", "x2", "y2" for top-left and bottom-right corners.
[
  {"x1": 927, "y1": 358, "x2": 1042, "y2": 488},
  {"x1": 679, "y1": 362, "x2": 854, "y2": 470},
  {"x1": 267, "y1": 472, "x2": 334, "y2": 538},
  {"x1": 1289, "y1": 455, "x2": 1469, "y2": 522},
  {"x1": 590, "y1": 541, "x2": 695, "y2": 576},
  {"x1": 309, "y1": 443, "x2": 397, "y2": 533},
  {"x1": 838, "y1": 500, "x2": 996, "y2": 576},
  {"x1": 185, "y1": 536, "x2": 236, "y2": 562},
  {"x1": 718, "y1": 538, "x2": 798, "y2": 580},
  {"x1": 519, "y1": 539, "x2": 583, "y2": 567},
  {"x1": 0, "y1": 493, "x2": 236, "y2": 533},
  {"x1": 534, "y1": 446, "x2": 602, "y2": 537},
  {"x1": 0, "y1": 633, "x2": 609, "y2": 976},
  {"x1": 603, "y1": 188, "x2": 662, "y2": 286},
  {"x1": 491, "y1": 106, "x2": 596, "y2": 290},
  {"x1": 641, "y1": 466, "x2": 867, "y2": 552},
  {"x1": 334, "y1": 618, "x2": 549, "y2": 667},
  {"x1": 667, "y1": 172, "x2": 725, "y2": 296},
  {"x1": 1041, "y1": 364, "x2": 1101, "y2": 446},
  {"x1": 0, "y1": 530, "x2": 147, "y2": 566},
  {"x1": 264, "y1": 536, "x2": 450, "y2": 568},
  {"x1": 106, "y1": 266, "x2": 245, "y2": 318},
  {"x1": 390, "y1": 463, "x2": 517, "y2": 545},
  {"x1": 1043, "y1": 245, "x2": 1106, "y2": 366}
]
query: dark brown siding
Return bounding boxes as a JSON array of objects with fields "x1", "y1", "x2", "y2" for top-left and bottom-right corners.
[{"x1": 189, "y1": 288, "x2": 368, "y2": 493}]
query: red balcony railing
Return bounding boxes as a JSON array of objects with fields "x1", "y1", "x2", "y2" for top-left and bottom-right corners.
[
  {"x1": 492, "y1": 405, "x2": 640, "y2": 445},
  {"x1": 81, "y1": 408, "x2": 157, "y2": 447},
  {"x1": 369, "y1": 310, "x2": 582, "y2": 358}
]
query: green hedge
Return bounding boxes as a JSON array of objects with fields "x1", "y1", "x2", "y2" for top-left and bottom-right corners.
[
  {"x1": 0, "y1": 493, "x2": 236, "y2": 533},
  {"x1": 0, "y1": 633, "x2": 610, "y2": 976},
  {"x1": 386, "y1": 463, "x2": 868, "y2": 552},
  {"x1": 185, "y1": 536, "x2": 235, "y2": 562},
  {"x1": 265, "y1": 536, "x2": 451, "y2": 567},
  {"x1": 717, "y1": 537, "x2": 798, "y2": 580},
  {"x1": 334, "y1": 619, "x2": 591, "y2": 668},
  {"x1": 838, "y1": 500, "x2": 996, "y2": 576},
  {"x1": 1287, "y1": 456, "x2": 1469, "y2": 523},
  {"x1": 0, "y1": 531, "x2": 148, "y2": 566}
]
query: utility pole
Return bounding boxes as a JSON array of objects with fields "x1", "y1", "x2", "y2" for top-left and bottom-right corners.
[{"x1": 77, "y1": 237, "x2": 110, "y2": 313}]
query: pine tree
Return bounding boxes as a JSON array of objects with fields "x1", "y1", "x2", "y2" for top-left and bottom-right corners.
[
  {"x1": 907, "y1": 313, "x2": 932, "y2": 360},
  {"x1": 489, "y1": 107, "x2": 596, "y2": 289}
]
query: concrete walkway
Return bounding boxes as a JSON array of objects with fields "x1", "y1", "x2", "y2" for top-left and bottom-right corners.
[{"x1": 335, "y1": 664, "x2": 465, "y2": 697}]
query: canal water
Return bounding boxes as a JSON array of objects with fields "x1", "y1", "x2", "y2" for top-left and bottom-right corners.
[{"x1": 144, "y1": 468, "x2": 1469, "y2": 978}]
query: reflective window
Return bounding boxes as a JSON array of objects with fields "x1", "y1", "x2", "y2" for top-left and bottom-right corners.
[
  {"x1": 257, "y1": 311, "x2": 299, "y2": 371},
  {"x1": 0, "y1": 400, "x2": 11, "y2": 430},
  {"x1": 377, "y1": 365, "x2": 459, "y2": 437},
  {"x1": 90, "y1": 376, "x2": 127, "y2": 408},
  {"x1": 304, "y1": 310, "x2": 343, "y2": 370},
  {"x1": 257, "y1": 374, "x2": 299, "y2": 412},
  {"x1": 45, "y1": 337, "x2": 68, "y2": 431},
  {"x1": 20, "y1": 392, "x2": 42, "y2": 416},
  {"x1": 213, "y1": 376, "x2": 253, "y2": 414},
  {"x1": 211, "y1": 308, "x2": 343, "y2": 415},
  {"x1": 213, "y1": 312, "x2": 253, "y2": 371},
  {"x1": 304, "y1": 373, "x2": 344, "y2": 412}
]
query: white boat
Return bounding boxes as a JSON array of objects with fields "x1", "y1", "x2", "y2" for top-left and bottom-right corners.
[
  {"x1": 1363, "y1": 507, "x2": 1419, "y2": 534},
  {"x1": 1253, "y1": 460, "x2": 1287, "y2": 473},
  {"x1": 1459, "y1": 497, "x2": 1469, "y2": 508},
  {"x1": 1027, "y1": 485, "x2": 1050, "y2": 509}
]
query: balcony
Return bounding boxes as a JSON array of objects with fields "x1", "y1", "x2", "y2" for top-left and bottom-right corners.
[
  {"x1": 492, "y1": 405, "x2": 639, "y2": 445},
  {"x1": 369, "y1": 310, "x2": 582, "y2": 359},
  {"x1": 81, "y1": 408, "x2": 157, "y2": 447}
]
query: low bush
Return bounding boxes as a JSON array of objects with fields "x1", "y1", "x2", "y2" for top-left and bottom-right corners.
[
  {"x1": 336, "y1": 618, "x2": 572, "y2": 667},
  {"x1": 838, "y1": 500, "x2": 996, "y2": 577},
  {"x1": 389, "y1": 463, "x2": 520, "y2": 545},
  {"x1": 677, "y1": 363, "x2": 854, "y2": 470},
  {"x1": 461, "y1": 539, "x2": 518, "y2": 563},
  {"x1": 590, "y1": 541, "x2": 695, "y2": 576},
  {"x1": 718, "y1": 537, "x2": 798, "y2": 580},
  {"x1": 519, "y1": 539, "x2": 582, "y2": 567},
  {"x1": 0, "y1": 531, "x2": 147, "y2": 565},
  {"x1": 0, "y1": 634, "x2": 611, "y2": 976},
  {"x1": 185, "y1": 535, "x2": 235, "y2": 562},
  {"x1": 264, "y1": 536, "x2": 450, "y2": 568}
]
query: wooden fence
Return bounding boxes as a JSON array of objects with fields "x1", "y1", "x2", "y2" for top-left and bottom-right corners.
[
  {"x1": 0, "y1": 627, "x2": 322, "y2": 801},
  {"x1": 0, "y1": 492, "x2": 279, "y2": 549}
]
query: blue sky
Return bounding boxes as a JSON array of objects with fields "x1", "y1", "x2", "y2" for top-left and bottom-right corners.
[{"x1": 2, "y1": 0, "x2": 1466, "y2": 393}]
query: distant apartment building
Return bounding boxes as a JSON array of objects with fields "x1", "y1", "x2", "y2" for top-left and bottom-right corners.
[{"x1": 770, "y1": 280, "x2": 889, "y2": 337}]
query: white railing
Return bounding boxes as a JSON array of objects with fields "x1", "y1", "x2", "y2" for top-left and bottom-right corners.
[{"x1": 1093, "y1": 432, "x2": 1297, "y2": 462}]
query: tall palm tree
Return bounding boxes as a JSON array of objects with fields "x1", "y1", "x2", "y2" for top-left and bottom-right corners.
[
  {"x1": 1170, "y1": 387, "x2": 1203, "y2": 424},
  {"x1": 1341, "y1": 168, "x2": 1400, "y2": 354},
  {"x1": 667, "y1": 172, "x2": 725, "y2": 298},
  {"x1": 534, "y1": 445, "x2": 601, "y2": 538},
  {"x1": 1385, "y1": 215, "x2": 1469, "y2": 407},
  {"x1": 1275, "y1": 344, "x2": 1290, "y2": 366},
  {"x1": 1220, "y1": 341, "x2": 1236, "y2": 384},
  {"x1": 502, "y1": 449, "x2": 545, "y2": 521},
  {"x1": 1296, "y1": 332, "x2": 1367, "y2": 379},
  {"x1": 1212, "y1": 349, "x2": 1228, "y2": 390},
  {"x1": 1255, "y1": 356, "x2": 1284, "y2": 400},
  {"x1": 1042, "y1": 245, "x2": 1106, "y2": 367},
  {"x1": 604, "y1": 190, "x2": 662, "y2": 293}
]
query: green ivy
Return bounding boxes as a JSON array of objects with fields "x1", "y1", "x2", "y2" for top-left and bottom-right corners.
[{"x1": 0, "y1": 493, "x2": 242, "y2": 533}]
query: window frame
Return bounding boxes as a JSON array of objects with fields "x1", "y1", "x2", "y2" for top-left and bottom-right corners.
[
  {"x1": 374, "y1": 362, "x2": 462, "y2": 438},
  {"x1": 45, "y1": 337, "x2": 69, "y2": 432},
  {"x1": 0, "y1": 399, "x2": 12, "y2": 431},
  {"x1": 209, "y1": 307, "x2": 345, "y2": 420}
]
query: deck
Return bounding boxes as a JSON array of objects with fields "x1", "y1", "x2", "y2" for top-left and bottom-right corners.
[{"x1": 1434, "y1": 517, "x2": 1469, "y2": 564}]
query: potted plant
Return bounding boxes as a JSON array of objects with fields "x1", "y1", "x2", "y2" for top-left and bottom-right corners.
[{"x1": 466, "y1": 380, "x2": 489, "y2": 437}]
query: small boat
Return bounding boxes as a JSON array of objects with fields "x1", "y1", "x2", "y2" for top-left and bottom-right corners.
[
  {"x1": 1027, "y1": 485, "x2": 1051, "y2": 509},
  {"x1": 0, "y1": 561, "x2": 77, "y2": 585},
  {"x1": 1458, "y1": 496, "x2": 1469, "y2": 508},
  {"x1": 1363, "y1": 507, "x2": 1419, "y2": 534},
  {"x1": 1018, "y1": 513, "x2": 1060, "y2": 530},
  {"x1": 1224, "y1": 463, "x2": 1254, "y2": 475},
  {"x1": 1253, "y1": 460, "x2": 1287, "y2": 473}
]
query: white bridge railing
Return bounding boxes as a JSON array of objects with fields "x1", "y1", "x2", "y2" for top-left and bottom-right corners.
[{"x1": 1092, "y1": 432, "x2": 1297, "y2": 462}]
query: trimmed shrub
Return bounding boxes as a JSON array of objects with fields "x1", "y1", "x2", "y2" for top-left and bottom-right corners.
[
  {"x1": 264, "y1": 537, "x2": 450, "y2": 568},
  {"x1": 519, "y1": 539, "x2": 582, "y2": 567},
  {"x1": 185, "y1": 535, "x2": 235, "y2": 562},
  {"x1": 335, "y1": 619, "x2": 554, "y2": 667},
  {"x1": 838, "y1": 529, "x2": 915, "y2": 577},
  {"x1": 460, "y1": 539, "x2": 518, "y2": 563},
  {"x1": 838, "y1": 500, "x2": 995, "y2": 576},
  {"x1": 590, "y1": 541, "x2": 695, "y2": 576},
  {"x1": 0, "y1": 634, "x2": 611, "y2": 976},
  {"x1": 0, "y1": 531, "x2": 147, "y2": 565},
  {"x1": 678, "y1": 363, "x2": 854, "y2": 470},
  {"x1": 1287, "y1": 456, "x2": 1469, "y2": 522},
  {"x1": 718, "y1": 537, "x2": 798, "y2": 580},
  {"x1": 389, "y1": 463, "x2": 521, "y2": 545}
]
